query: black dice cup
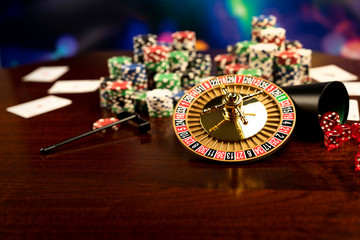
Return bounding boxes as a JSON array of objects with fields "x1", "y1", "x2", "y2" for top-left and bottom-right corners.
[{"x1": 282, "y1": 81, "x2": 349, "y2": 140}]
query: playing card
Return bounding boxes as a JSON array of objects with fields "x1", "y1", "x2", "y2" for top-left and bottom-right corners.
[
  {"x1": 47, "y1": 80, "x2": 100, "y2": 94},
  {"x1": 6, "y1": 95, "x2": 72, "y2": 118},
  {"x1": 310, "y1": 64, "x2": 358, "y2": 82},
  {"x1": 343, "y1": 82, "x2": 360, "y2": 96},
  {"x1": 348, "y1": 99, "x2": 360, "y2": 121},
  {"x1": 23, "y1": 66, "x2": 69, "y2": 82}
]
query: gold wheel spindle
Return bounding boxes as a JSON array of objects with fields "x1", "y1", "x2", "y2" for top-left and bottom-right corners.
[
  {"x1": 235, "y1": 119, "x2": 245, "y2": 139},
  {"x1": 218, "y1": 80, "x2": 228, "y2": 95},
  {"x1": 202, "y1": 103, "x2": 225, "y2": 115},
  {"x1": 242, "y1": 90, "x2": 264, "y2": 101},
  {"x1": 209, "y1": 119, "x2": 227, "y2": 133},
  {"x1": 236, "y1": 107, "x2": 248, "y2": 125}
]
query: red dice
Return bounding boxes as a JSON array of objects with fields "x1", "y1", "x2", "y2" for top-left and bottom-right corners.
[
  {"x1": 351, "y1": 122, "x2": 360, "y2": 141},
  {"x1": 319, "y1": 111, "x2": 341, "y2": 132},
  {"x1": 355, "y1": 152, "x2": 360, "y2": 172},
  {"x1": 334, "y1": 124, "x2": 351, "y2": 143},
  {"x1": 324, "y1": 129, "x2": 341, "y2": 151}
]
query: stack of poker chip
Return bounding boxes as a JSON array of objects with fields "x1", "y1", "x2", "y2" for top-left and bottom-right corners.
[
  {"x1": 190, "y1": 53, "x2": 212, "y2": 77},
  {"x1": 181, "y1": 70, "x2": 201, "y2": 90},
  {"x1": 295, "y1": 48, "x2": 312, "y2": 84},
  {"x1": 199, "y1": 76, "x2": 215, "y2": 83},
  {"x1": 237, "y1": 68, "x2": 263, "y2": 77},
  {"x1": 171, "y1": 31, "x2": 196, "y2": 62},
  {"x1": 172, "y1": 90, "x2": 186, "y2": 105},
  {"x1": 274, "y1": 50, "x2": 301, "y2": 86},
  {"x1": 146, "y1": 89, "x2": 174, "y2": 118},
  {"x1": 285, "y1": 40, "x2": 303, "y2": 51},
  {"x1": 99, "y1": 77, "x2": 119, "y2": 108},
  {"x1": 143, "y1": 45, "x2": 170, "y2": 74},
  {"x1": 259, "y1": 27, "x2": 286, "y2": 51},
  {"x1": 249, "y1": 43, "x2": 277, "y2": 81},
  {"x1": 107, "y1": 56, "x2": 132, "y2": 78},
  {"x1": 158, "y1": 41, "x2": 173, "y2": 51},
  {"x1": 106, "y1": 80, "x2": 135, "y2": 114},
  {"x1": 133, "y1": 34, "x2": 157, "y2": 63},
  {"x1": 154, "y1": 73, "x2": 181, "y2": 94},
  {"x1": 131, "y1": 91, "x2": 148, "y2": 112},
  {"x1": 168, "y1": 50, "x2": 189, "y2": 72},
  {"x1": 224, "y1": 63, "x2": 248, "y2": 75},
  {"x1": 227, "y1": 40, "x2": 256, "y2": 65},
  {"x1": 214, "y1": 54, "x2": 236, "y2": 75},
  {"x1": 251, "y1": 15, "x2": 277, "y2": 42},
  {"x1": 121, "y1": 63, "x2": 148, "y2": 92}
]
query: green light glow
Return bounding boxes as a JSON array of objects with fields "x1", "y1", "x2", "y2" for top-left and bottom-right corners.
[{"x1": 226, "y1": 0, "x2": 254, "y2": 39}]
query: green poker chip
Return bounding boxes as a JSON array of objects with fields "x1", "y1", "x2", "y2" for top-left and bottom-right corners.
[
  {"x1": 107, "y1": 56, "x2": 132, "y2": 78},
  {"x1": 154, "y1": 73, "x2": 181, "y2": 93},
  {"x1": 237, "y1": 68, "x2": 263, "y2": 77}
]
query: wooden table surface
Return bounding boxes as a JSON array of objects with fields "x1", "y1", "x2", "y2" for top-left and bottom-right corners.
[{"x1": 1, "y1": 51, "x2": 360, "y2": 239}]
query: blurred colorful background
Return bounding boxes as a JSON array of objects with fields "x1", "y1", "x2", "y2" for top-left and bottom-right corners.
[{"x1": 1, "y1": 0, "x2": 360, "y2": 68}]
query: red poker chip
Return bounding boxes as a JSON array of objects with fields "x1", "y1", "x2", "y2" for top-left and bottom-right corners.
[
  {"x1": 144, "y1": 45, "x2": 169, "y2": 62},
  {"x1": 224, "y1": 63, "x2": 248, "y2": 75},
  {"x1": 93, "y1": 117, "x2": 120, "y2": 132},
  {"x1": 172, "y1": 31, "x2": 196, "y2": 41},
  {"x1": 108, "y1": 81, "x2": 132, "y2": 91},
  {"x1": 275, "y1": 50, "x2": 300, "y2": 65},
  {"x1": 214, "y1": 54, "x2": 236, "y2": 66}
]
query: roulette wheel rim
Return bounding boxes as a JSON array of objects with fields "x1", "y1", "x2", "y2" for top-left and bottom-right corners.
[{"x1": 173, "y1": 75, "x2": 296, "y2": 163}]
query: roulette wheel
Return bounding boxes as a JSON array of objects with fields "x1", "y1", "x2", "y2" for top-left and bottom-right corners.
[{"x1": 173, "y1": 75, "x2": 296, "y2": 163}]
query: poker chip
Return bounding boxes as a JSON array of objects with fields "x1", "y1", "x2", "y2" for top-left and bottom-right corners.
[
  {"x1": 214, "y1": 54, "x2": 236, "y2": 75},
  {"x1": 224, "y1": 63, "x2": 248, "y2": 75},
  {"x1": 285, "y1": 40, "x2": 303, "y2": 50},
  {"x1": 237, "y1": 68, "x2": 262, "y2": 77},
  {"x1": 93, "y1": 117, "x2": 120, "y2": 133},
  {"x1": 274, "y1": 64, "x2": 301, "y2": 86},
  {"x1": 154, "y1": 72, "x2": 181, "y2": 93},
  {"x1": 105, "y1": 80, "x2": 135, "y2": 113},
  {"x1": 169, "y1": 50, "x2": 189, "y2": 72},
  {"x1": 199, "y1": 76, "x2": 216, "y2": 83},
  {"x1": 121, "y1": 63, "x2": 148, "y2": 92},
  {"x1": 172, "y1": 30, "x2": 196, "y2": 61},
  {"x1": 111, "y1": 98, "x2": 135, "y2": 114},
  {"x1": 227, "y1": 41, "x2": 256, "y2": 65},
  {"x1": 171, "y1": 90, "x2": 186, "y2": 105},
  {"x1": 131, "y1": 91, "x2": 148, "y2": 112},
  {"x1": 251, "y1": 15, "x2": 277, "y2": 42},
  {"x1": 260, "y1": 27, "x2": 286, "y2": 51},
  {"x1": 146, "y1": 89, "x2": 174, "y2": 118},
  {"x1": 274, "y1": 50, "x2": 301, "y2": 86},
  {"x1": 190, "y1": 53, "x2": 212, "y2": 77},
  {"x1": 145, "y1": 60, "x2": 170, "y2": 74},
  {"x1": 251, "y1": 14, "x2": 277, "y2": 28},
  {"x1": 107, "y1": 56, "x2": 132, "y2": 78},
  {"x1": 144, "y1": 45, "x2": 170, "y2": 63},
  {"x1": 180, "y1": 69, "x2": 201, "y2": 90},
  {"x1": 275, "y1": 51, "x2": 300, "y2": 65},
  {"x1": 248, "y1": 43, "x2": 277, "y2": 81},
  {"x1": 98, "y1": 17, "x2": 314, "y2": 121},
  {"x1": 99, "y1": 77, "x2": 119, "y2": 108},
  {"x1": 295, "y1": 48, "x2": 312, "y2": 84},
  {"x1": 133, "y1": 34, "x2": 157, "y2": 63}
]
